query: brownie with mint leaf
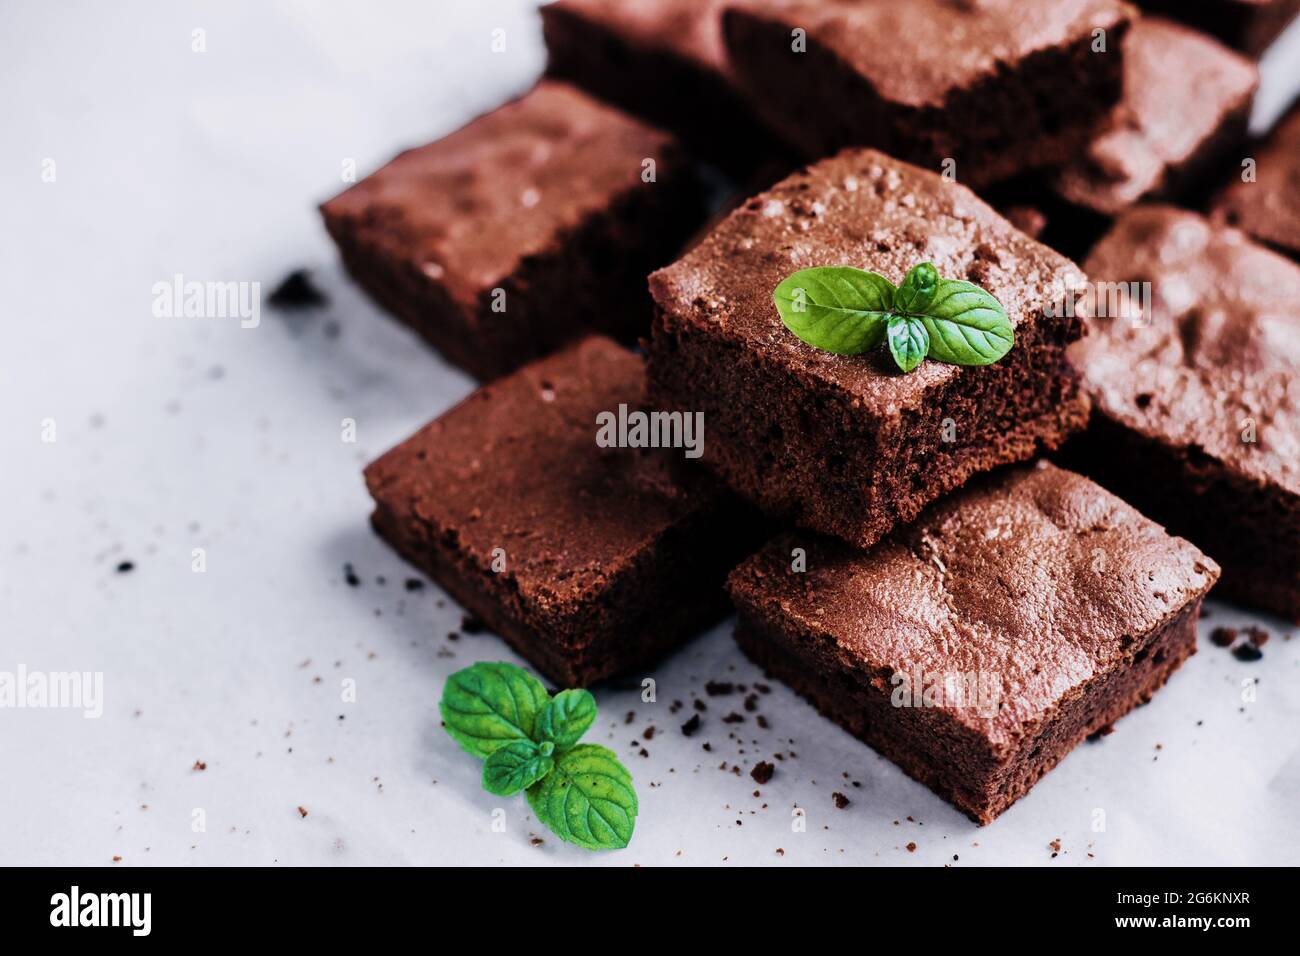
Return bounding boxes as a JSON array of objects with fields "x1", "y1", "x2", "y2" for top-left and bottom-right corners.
[
  {"x1": 321, "y1": 81, "x2": 705, "y2": 382},
  {"x1": 645, "y1": 148, "x2": 1089, "y2": 550},
  {"x1": 728, "y1": 462, "x2": 1219, "y2": 824},
  {"x1": 721, "y1": 0, "x2": 1132, "y2": 188}
]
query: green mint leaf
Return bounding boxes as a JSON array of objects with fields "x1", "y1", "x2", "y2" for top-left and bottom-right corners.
[
  {"x1": 893, "y1": 261, "x2": 939, "y2": 314},
  {"x1": 439, "y1": 661, "x2": 550, "y2": 759},
  {"x1": 535, "y1": 688, "x2": 597, "y2": 750},
  {"x1": 916, "y1": 279, "x2": 1014, "y2": 366},
  {"x1": 886, "y1": 316, "x2": 929, "y2": 373},
  {"x1": 482, "y1": 740, "x2": 555, "y2": 796},
  {"x1": 772, "y1": 266, "x2": 895, "y2": 355},
  {"x1": 526, "y1": 744, "x2": 638, "y2": 850}
]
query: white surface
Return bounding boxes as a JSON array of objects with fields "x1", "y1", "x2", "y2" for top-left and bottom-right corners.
[{"x1": 2, "y1": 0, "x2": 1298, "y2": 867}]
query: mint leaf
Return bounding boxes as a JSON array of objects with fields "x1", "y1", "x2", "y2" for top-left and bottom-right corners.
[
  {"x1": 916, "y1": 279, "x2": 1014, "y2": 366},
  {"x1": 527, "y1": 744, "x2": 637, "y2": 850},
  {"x1": 483, "y1": 740, "x2": 555, "y2": 796},
  {"x1": 893, "y1": 261, "x2": 939, "y2": 314},
  {"x1": 886, "y1": 316, "x2": 929, "y2": 373},
  {"x1": 535, "y1": 688, "x2": 597, "y2": 750},
  {"x1": 772, "y1": 266, "x2": 894, "y2": 355},
  {"x1": 439, "y1": 661, "x2": 550, "y2": 759}
]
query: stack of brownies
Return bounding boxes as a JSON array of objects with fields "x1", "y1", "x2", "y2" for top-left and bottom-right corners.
[{"x1": 322, "y1": 0, "x2": 1300, "y2": 824}]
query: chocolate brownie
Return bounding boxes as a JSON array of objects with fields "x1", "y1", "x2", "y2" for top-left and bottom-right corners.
[
  {"x1": 364, "y1": 336, "x2": 759, "y2": 686},
  {"x1": 321, "y1": 81, "x2": 705, "y2": 381},
  {"x1": 728, "y1": 462, "x2": 1220, "y2": 824},
  {"x1": 1133, "y1": 0, "x2": 1299, "y2": 56},
  {"x1": 540, "y1": 0, "x2": 785, "y2": 174},
  {"x1": 1213, "y1": 100, "x2": 1300, "y2": 261},
  {"x1": 1055, "y1": 18, "x2": 1257, "y2": 217},
  {"x1": 646, "y1": 149, "x2": 1090, "y2": 550},
  {"x1": 721, "y1": 0, "x2": 1133, "y2": 188},
  {"x1": 1065, "y1": 206, "x2": 1300, "y2": 622},
  {"x1": 991, "y1": 17, "x2": 1257, "y2": 259}
]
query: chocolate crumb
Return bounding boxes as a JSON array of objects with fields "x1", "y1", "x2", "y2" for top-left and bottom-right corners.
[
  {"x1": 460, "y1": 614, "x2": 487, "y2": 634},
  {"x1": 404, "y1": 578, "x2": 424, "y2": 592},
  {"x1": 680, "y1": 714, "x2": 701, "y2": 737},
  {"x1": 756, "y1": 714, "x2": 770, "y2": 729},
  {"x1": 115, "y1": 560, "x2": 134, "y2": 574},
  {"x1": 705, "y1": 680, "x2": 735, "y2": 696},
  {"x1": 1210, "y1": 626, "x2": 1237, "y2": 647},
  {"x1": 831, "y1": 792, "x2": 850, "y2": 809},
  {"x1": 722, "y1": 712, "x2": 745, "y2": 724},
  {"x1": 906, "y1": 842, "x2": 917, "y2": 852},
  {"x1": 269, "y1": 269, "x2": 327, "y2": 309},
  {"x1": 297, "y1": 806, "x2": 308, "y2": 818},
  {"x1": 642, "y1": 726, "x2": 656, "y2": 740},
  {"x1": 751, "y1": 760, "x2": 775, "y2": 784},
  {"x1": 1243, "y1": 626, "x2": 1270, "y2": 647},
  {"x1": 192, "y1": 760, "x2": 207, "y2": 771},
  {"x1": 1232, "y1": 642, "x2": 1263, "y2": 662},
  {"x1": 343, "y1": 563, "x2": 361, "y2": 587},
  {"x1": 529, "y1": 836, "x2": 544, "y2": 847}
]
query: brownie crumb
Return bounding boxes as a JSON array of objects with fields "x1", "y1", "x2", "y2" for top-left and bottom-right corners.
[
  {"x1": 1210, "y1": 626, "x2": 1237, "y2": 647},
  {"x1": 297, "y1": 806, "x2": 308, "y2": 818},
  {"x1": 705, "y1": 680, "x2": 735, "y2": 696},
  {"x1": 529, "y1": 836, "x2": 544, "y2": 847},
  {"x1": 115, "y1": 560, "x2": 134, "y2": 574},
  {"x1": 756, "y1": 714, "x2": 770, "y2": 730},
  {"x1": 269, "y1": 269, "x2": 327, "y2": 309},
  {"x1": 743, "y1": 693, "x2": 759, "y2": 712},
  {"x1": 404, "y1": 578, "x2": 425, "y2": 592},
  {"x1": 775, "y1": 847, "x2": 784, "y2": 856},
  {"x1": 681, "y1": 714, "x2": 702, "y2": 737},
  {"x1": 722, "y1": 712, "x2": 745, "y2": 724},
  {"x1": 831, "y1": 792, "x2": 850, "y2": 810},
  {"x1": 751, "y1": 761, "x2": 775, "y2": 784},
  {"x1": 693, "y1": 699, "x2": 707, "y2": 712},
  {"x1": 906, "y1": 842, "x2": 917, "y2": 852},
  {"x1": 192, "y1": 760, "x2": 207, "y2": 771},
  {"x1": 1232, "y1": 642, "x2": 1263, "y2": 662},
  {"x1": 624, "y1": 711, "x2": 635, "y2": 725},
  {"x1": 460, "y1": 614, "x2": 487, "y2": 634},
  {"x1": 343, "y1": 563, "x2": 361, "y2": 587},
  {"x1": 1243, "y1": 626, "x2": 1270, "y2": 647},
  {"x1": 642, "y1": 726, "x2": 656, "y2": 740}
]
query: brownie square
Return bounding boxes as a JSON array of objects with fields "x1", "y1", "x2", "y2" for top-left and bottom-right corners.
[
  {"x1": 646, "y1": 148, "x2": 1090, "y2": 551},
  {"x1": 321, "y1": 80, "x2": 705, "y2": 382},
  {"x1": 364, "y1": 336, "x2": 758, "y2": 686},
  {"x1": 541, "y1": 0, "x2": 783, "y2": 174},
  {"x1": 989, "y1": 17, "x2": 1257, "y2": 259},
  {"x1": 1133, "y1": 0, "x2": 1300, "y2": 56},
  {"x1": 728, "y1": 462, "x2": 1220, "y2": 824},
  {"x1": 1213, "y1": 100, "x2": 1300, "y2": 262},
  {"x1": 1065, "y1": 206, "x2": 1300, "y2": 623},
  {"x1": 1054, "y1": 18, "x2": 1257, "y2": 217},
  {"x1": 721, "y1": 0, "x2": 1133, "y2": 188}
]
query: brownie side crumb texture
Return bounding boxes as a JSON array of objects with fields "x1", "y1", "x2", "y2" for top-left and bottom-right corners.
[
  {"x1": 727, "y1": 462, "x2": 1220, "y2": 824},
  {"x1": 1064, "y1": 206, "x2": 1300, "y2": 623},
  {"x1": 364, "y1": 336, "x2": 761, "y2": 686},
  {"x1": 540, "y1": 0, "x2": 781, "y2": 174},
  {"x1": 722, "y1": 0, "x2": 1131, "y2": 188},
  {"x1": 321, "y1": 80, "x2": 705, "y2": 382},
  {"x1": 1213, "y1": 100, "x2": 1300, "y2": 261},
  {"x1": 647, "y1": 148, "x2": 1089, "y2": 550}
]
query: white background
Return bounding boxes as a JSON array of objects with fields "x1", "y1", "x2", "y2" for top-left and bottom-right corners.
[{"x1": 2, "y1": 0, "x2": 1298, "y2": 866}]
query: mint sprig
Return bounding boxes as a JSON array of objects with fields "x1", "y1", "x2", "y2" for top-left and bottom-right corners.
[
  {"x1": 772, "y1": 262, "x2": 1014, "y2": 372},
  {"x1": 439, "y1": 661, "x2": 637, "y2": 850}
]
